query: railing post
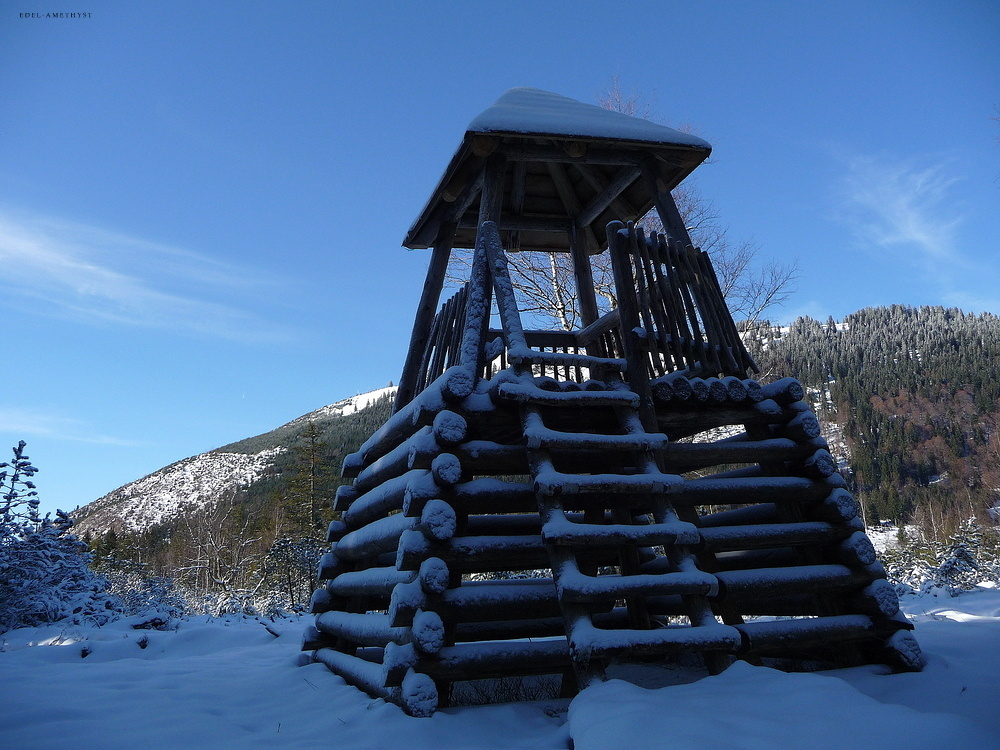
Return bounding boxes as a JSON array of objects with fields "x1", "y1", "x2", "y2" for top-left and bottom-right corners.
[
  {"x1": 394, "y1": 221, "x2": 458, "y2": 412},
  {"x1": 606, "y1": 222, "x2": 657, "y2": 430}
]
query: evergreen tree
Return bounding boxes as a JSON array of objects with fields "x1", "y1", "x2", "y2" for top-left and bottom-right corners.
[{"x1": 0, "y1": 442, "x2": 117, "y2": 632}]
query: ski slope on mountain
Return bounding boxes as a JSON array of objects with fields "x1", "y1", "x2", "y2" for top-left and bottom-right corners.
[{"x1": 1, "y1": 588, "x2": 997, "y2": 749}]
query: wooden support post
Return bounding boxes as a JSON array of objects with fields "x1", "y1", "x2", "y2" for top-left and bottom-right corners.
[
  {"x1": 570, "y1": 223, "x2": 599, "y2": 327},
  {"x1": 640, "y1": 157, "x2": 692, "y2": 245},
  {"x1": 395, "y1": 221, "x2": 459, "y2": 412},
  {"x1": 474, "y1": 154, "x2": 506, "y2": 377},
  {"x1": 478, "y1": 153, "x2": 506, "y2": 226}
]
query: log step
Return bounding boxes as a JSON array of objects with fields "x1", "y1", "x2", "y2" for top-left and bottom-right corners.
[
  {"x1": 422, "y1": 638, "x2": 571, "y2": 681},
  {"x1": 697, "y1": 521, "x2": 843, "y2": 552},
  {"x1": 734, "y1": 614, "x2": 875, "y2": 651},
  {"x1": 557, "y1": 569, "x2": 719, "y2": 602},
  {"x1": 658, "y1": 438, "x2": 813, "y2": 471},
  {"x1": 569, "y1": 621, "x2": 742, "y2": 660},
  {"x1": 535, "y1": 470, "x2": 681, "y2": 495},
  {"x1": 542, "y1": 517, "x2": 700, "y2": 547},
  {"x1": 715, "y1": 564, "x2": 862, "y2": 597},
  {"x1": 673, "y1": 475, "x2": 838, "y2": 505},
  {"x1": 495, "y1": 382, "x2": 638, "y2": 407},
  {"x1": 525, "y1": 425, "x2": 668, "y2": 451},
  {"x1": 397, "y1": 532, "x2": 551, "y2": 572}
]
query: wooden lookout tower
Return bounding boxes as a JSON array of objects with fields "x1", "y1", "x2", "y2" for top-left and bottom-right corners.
[{"x1": 303, "y1": 88, "x2": 923, "y2": 716}]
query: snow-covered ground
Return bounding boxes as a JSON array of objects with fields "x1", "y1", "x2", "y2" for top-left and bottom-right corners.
[{"x1": 1, "y1": 588, "x2": 998, "y2": 749}]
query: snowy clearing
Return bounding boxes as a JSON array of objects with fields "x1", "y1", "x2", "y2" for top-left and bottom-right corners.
[{"x1": 1, "y1": 589, "x2": 998, "y2": 750}]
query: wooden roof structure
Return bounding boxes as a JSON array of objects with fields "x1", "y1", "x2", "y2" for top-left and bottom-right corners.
[{"x1": 404, "y1": 88, "x2": 712, "y2": 254}]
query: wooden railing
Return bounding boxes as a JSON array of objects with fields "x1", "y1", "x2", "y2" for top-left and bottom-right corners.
[
  {"x1": 607, "y1": 223, "x2": 757, "y2": 379},
  {"x1": 407, "y1": 221, "x2": 755, "y2": 403},
  {"x1": 412, "y1": 283, "x2": 469, "y2": 396}
]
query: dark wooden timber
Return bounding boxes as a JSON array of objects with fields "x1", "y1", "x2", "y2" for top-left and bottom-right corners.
[{"x1": 394, "y1": 221, "x2": 458, "y2": 412}]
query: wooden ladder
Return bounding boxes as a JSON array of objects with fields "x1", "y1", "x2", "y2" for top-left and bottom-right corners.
[{"x1": 479, "y1": 220, "x2": 741, "y2": 688}]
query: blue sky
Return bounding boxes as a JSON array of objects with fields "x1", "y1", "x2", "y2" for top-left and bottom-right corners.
[{"x1": 1, "y1": 1, "x2": 997, "y2": 515}]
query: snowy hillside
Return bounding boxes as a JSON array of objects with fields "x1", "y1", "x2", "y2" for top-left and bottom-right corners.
[
  {"x1": 1, "y1": 587, "x2": 997, "y2": 749},
  {"x1": 74, "y1": 448, "x2": 285, "y2": 535},
  {"x1": 73, "y1": 386, "x2": 397, "y2": 536},
  {"x1": 277, "y1": 385, "x2": 396, "y2": 428}
]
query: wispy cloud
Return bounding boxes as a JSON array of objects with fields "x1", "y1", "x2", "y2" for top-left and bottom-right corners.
[
  {"x1": 0, "y1": 210, "x2": 296, "y2": 342},
  {"x1": 0, "y1": 407, "x2": 143, "y2": 447},
  {"x1": 837, "y1": 155, "x2": 999, "y2": 314},
  {"x1": 841, "y1": 155, "x2": 964, "y2": 270}
]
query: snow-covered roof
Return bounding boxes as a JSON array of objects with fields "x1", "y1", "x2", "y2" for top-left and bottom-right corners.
[
  {"x1": 468, "y1": 88, "x2": 711, "y2": 149},
  {"x1": 404, "y1": 88, "x2": 712, "y2": 251}
]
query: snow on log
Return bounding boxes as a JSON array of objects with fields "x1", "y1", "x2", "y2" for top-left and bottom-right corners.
[
  {"x1": 418, "y1": 557, "x2": 451, "y2": 595},
  {"x1": 399, "y1": 533, "x2": 550, "y2": 573},
  {"x1": 301, "y1": 625, "x2": 326, "y2": 651},
  {"x1": 421, "y1": 638, "x2": 571, "y2": 681},
  {"x1": 343, "y1": 470, "x2": 423, "y2": 529},
  {"x1": 542, "y1": 515, "x2": 700, "y2": 547},
  {"x1": 396, "y1": 529, "x2": 432, "y2": 571},
  {"x1": 325, "y1": 520, "x2": 348, "y2": 543},
  {"x1": 432, "y1": 409, "x2": 468, "y2": 445},
  {"x1": 534, "y1": 469, "x2": 680, "y2": 496},
  {"x1": 335, "y1": 512, "x2": 416, "y2": 561},
  {"x1": 886, "y1": 630, "x2": 925, "y2": 671},
  {"x1": 721, "y1": 376, "x2": 749, "y2": 402},
  {"x1": 432, "y1": 579, "x2": 564, "y2": 622},
  {"x1": 346, "y1": 366, "x2": 470, "y2": 470},
  {"x1": 778, "y1": 411, "x2": 822, "y2": 442},
  {"x1": 412, "y1": 609, "x2": 446, "y2": 654},
  {"x1": 735, "y1": 614, "x2": 874, "y2": 651},
  {"x1": 317, "y1": 551, "x2": 346, "y2": 581},
  {"x1": 353, "y1": 426, "x2": 436, "y2": 493},
  {"x1": 332, "y1": 484, "x2": 357, "y2": 513},
  {"x1": 309, "y1": 588, "x2": 333, "y2": 614},
  {"x1": 389, "y1": 579, "x2": 428, "y2": 627},
  {"x1": 315, "y1": 611, "x2": 409, "y2": 648},
  {"x1": 383, "y1": 642, "x2": 419, "y2": 687},
  {"x1": 697, "y1": 521, "x2": 841, "y2": 552},
  {"x1": 430, "y1": 453, "x2": 463, "y2": 486},
  {"x1": 838, "y1": 531, "x2": 878, "y2": 566},
  {"x1": 703, "y1": 377, "x2": 729, "y2": 403},
  {"x1": 853, "y1": 579, "x2": 901, "y2": 618},
  {"x1": 557, "y1": 568, "x2": 719, "y2": 603},
  {"x1": 401, "y1": 471, "x2": 444, "y2": 517},
  {"x1": 327, "y1": 566, "x2": 415, "y2": 598},
  {"x1": 569, "y1": 620, "x2": 741, "y2": 661},
  {"x1": 400, "y1": 669, "x2": 438, "y2": 718},
  {"x1": 790, "y1": 448, "x2": 838, "y2": 479},
  {"x1": 419, "y1": 499, "x2": 458, "y2": 542},
  {"x1": 759, "y1": 377, "x2": 805, "y2": 405},
  {"x1": 313, "y1": 648, "x2": 397, "y2": 702},
  {"x1": 716, "y1": 564, "x2": 861, "y2": 597},
  {"x1": 494, "y1": 381, "x2": 636, "y2": 407}
]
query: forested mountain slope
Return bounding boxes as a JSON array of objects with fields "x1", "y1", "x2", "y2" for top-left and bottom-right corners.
[
  {"x1": 753, "y1": 305, "x2": 1000, "y2": 533},
  {"x1": 73, "y1": 388, "x2": 395, "y2": 588}
]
